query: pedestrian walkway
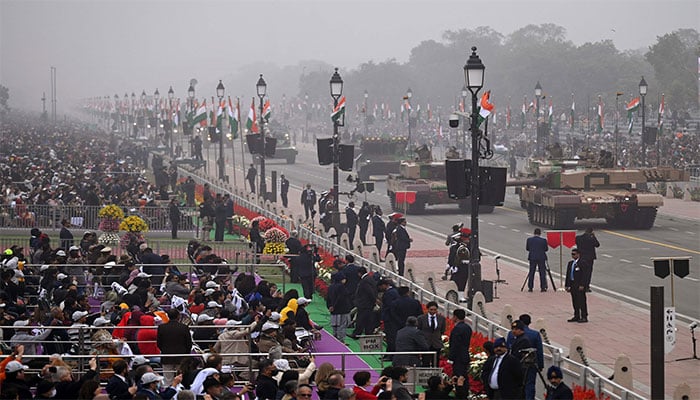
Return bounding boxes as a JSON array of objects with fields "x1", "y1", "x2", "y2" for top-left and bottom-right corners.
[{"x1": 202, "y1": 150, "x2": 699, "y2": 399}]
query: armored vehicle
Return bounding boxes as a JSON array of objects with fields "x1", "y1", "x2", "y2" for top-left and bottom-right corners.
[
  {"x1": 515, "y1": 159, "x2": 689, "y2": 229},
  {"x1": 355, "y1": 136, "x2": 407, "y2": 181}
]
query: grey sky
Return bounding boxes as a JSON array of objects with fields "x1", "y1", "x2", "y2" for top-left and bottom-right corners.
[{"x1": 1, "y1": 0, "x2": 698, "y2": 111}]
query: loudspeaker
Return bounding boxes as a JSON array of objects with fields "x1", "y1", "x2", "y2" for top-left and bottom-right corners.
[
  {"x1": 482, "y1": 280, "x2": 494, "y2": 303},
  {"x1": 338, "y1": 144, "x2": 354, "y2": 171},
  {"x1": 317, "y1": 138, "x2": 333, "y2": 165},
  {"x1": 479, "y1": 167, "x2": 507, "y2": 206},
  {"x1": 265, "y1": 137, "x2": 277, "y2": 157},
  {"x1": 246, "y1": 134, "x2": 263, "y2": 154},
  {"x1": 208, "y1": 127, "x2": 220, "y2": 143},
  {"x1": 446, "y1": 159, "x2": 469, "y2": 199},
  {"x1": 643, "y1": 126, "x2": 658, "y2": 145}
]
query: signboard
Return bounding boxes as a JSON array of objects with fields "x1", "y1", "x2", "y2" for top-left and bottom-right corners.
[
  {"x1": 664, "y1": 307, "x2": 676, "y2": 354},
  {"x1": 358, "y1": 335, "x2": 383, "y2": 353},
  {"x1": 410, "y1": 368, "x2": 443, "y2": 387}
]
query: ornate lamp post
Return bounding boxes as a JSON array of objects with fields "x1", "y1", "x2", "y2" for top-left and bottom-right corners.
[
  {"x1": 405, "y1": 87, "x2": 413, "y2": 151},
  {"x1": 216, "y1": 80, "x2": 226, "y2": 181},
  {"x1": 130, "y1": 92, "x2": 136, "y2": 137},
  {"x1": 464, "y1": 46, "x2": 485, "y2": 305},
  {"x1": 114, "y1": 94, "x2": 119, "y2": 132},
  {"x1": 534, "y1": 81, "x2": 542, "y2": 156},
  {"x1": 461, "y1": 85, "x2": 468, "y2": 157},
  {"x1": 639, "y1": 76, "x2": 648, "y2": 166},
  {"x1": 330, "y1": 68, "x2": 344, "y2": 215},
  {"x1": 168, "y1": 86, "x2": 174, "y2": 158},
  {"x1": 364, "y1": 90, "x2": 369, "y2": 138},
  {"x1": 304, "y1": 92, "x2": 309, "y2": 143},
  {"x1": 256, "y1": 74, "x2": 268, "y2": 198},
  {"x1": 154, "y1": 88, "x2": 160, "y2": 143}
]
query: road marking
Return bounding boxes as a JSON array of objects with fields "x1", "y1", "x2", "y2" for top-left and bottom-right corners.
[
  {"x1": 602, "y1": 254, "x2": 613, "y2": 258},
  {"x1": 488, "y1": 222, "x2": 495, "y2": 226},
  {"x1": 620, "y1": 259, "x2": 632, "y2": 263},
  {"x1": 668, "y1": 227, "x2": 679, "y2": 231},
  {"x1": 639, "y1": 264, "x2": 652, "y2": 269},
  {"x1": 687, "y1": 277, "x2": 699, "y2": 282},
  {"x1": 602, "y1": 229, "x2": 700, "y2": 255},
  {"x1": 512, "y1": 229, "x2": 520, "y2": 232},
  {"x1": 499, "y1": 225, "x2": 507, "y2": 229},
  {"x1": 686, "y1": 231, "x2": 696, "y2": 235}
]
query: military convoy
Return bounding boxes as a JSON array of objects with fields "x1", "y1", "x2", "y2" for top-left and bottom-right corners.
[
  {"x1": 514, "y1": 158, "x2": 689, "y2": 229},
  {"x1": 355, "y1": 136, "x2": 407, "y2": 181}
]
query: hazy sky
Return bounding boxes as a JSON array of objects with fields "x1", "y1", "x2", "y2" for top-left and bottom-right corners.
[{"x1": 1, "y1": 0, "x2": 698, "y2": 111}]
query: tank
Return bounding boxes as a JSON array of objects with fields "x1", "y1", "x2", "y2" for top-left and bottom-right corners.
[
  {"x1": 386, "y1": 146, "x2": 497, "y2": 214},
  {"x1": 513, "y1": 158, "x2": 689, "y2": 229},
  {"x1": 355, "y1": 136, "x2": 407, "y2": 181},
  {"x1": 266, "y1": 122, "x2": 298, "y2": 164}
]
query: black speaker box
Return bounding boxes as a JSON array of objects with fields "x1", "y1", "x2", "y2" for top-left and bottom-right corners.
[
  {"x1": 265, "y1": 137, "x2": 277, "y2": 157},
  {"x1": 338, "y1": 144, "x2": 354, "y2": 171},
  {"x1": 479, "y1": 167, "x2": 507, "y2": 206},
  {"x1": 445, "y1": 159, "x2": 469, "y2": 199},
  {"x1": 246, "y1": 134, "x2": 263, "y2": 154},
  {"x1": 317, "y1": 138, "x2": 334, "y2": 165}
]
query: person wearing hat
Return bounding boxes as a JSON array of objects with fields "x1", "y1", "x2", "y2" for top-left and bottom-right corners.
[
  {"x1": 9, "y1": 319, "x2": 54, "y2": 367},
  {"x1": 1, "y1": 360, "x2": 32, "y2": 399},
  {"x1": 446, "y1": 228, "x2": 471, "y2": 301},
  {"x1": 390, "y1": 217, "x2": 412, "y2": 276},
  {"x1": 371, "y1": 206, "x2": 386, "y2": 257},
  {"x1": 193, "y1": 313, "x2": 218, "y2": 349},
  {"x1": 545, "y1": 366, "x2": 573, "y2": 399},
  {"x1": 508, "y1": 320, "x2": 534, "y2": 399},
  {"x1": 136, "y1": 371, "x2": 182, "y2": 399},
  {"x1": 213, "y1": 314, "x2": 260, "y2": 378},
  {"x1": 481, "y1": 337, "x2": 523, "y2": 399},
  {"x1": 257, "y1": 321, "x2": 294, "y2": 356},
  {"x1": 68, "y1": 310, "x2": 92, "y2": 354},
  {"x1": 507, "y1": 314, "x2": 544, "y2": 400}
]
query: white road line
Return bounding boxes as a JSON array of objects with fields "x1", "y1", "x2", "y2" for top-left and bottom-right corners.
[
  {"x1": 686, "y1": 231, "x2": 696, "y2": 235},
  {"x1": 687, "y1": 277, "x2": 699, "y2": 282},
  {"x1": 499, "y1": 225, "x2": 507, "y2": 229},
  {"x1": 488, "y1": 222, "x2": 495, "y2": 226},
  {"x1": 639, "y1": 264, "x2": 652, "y2": 269},
  {"x1": 668, "y1": 227, "x2": 679, "y2": 231},
  {"x1": 620, "y1": 259, "x2": 632, "y2": 263},
  {"x1": 512, "y1": 229, "x2": 520, "y2": 232},
  {"x1": 602, "y1": 254, "x2": 613, "y2": 258}
]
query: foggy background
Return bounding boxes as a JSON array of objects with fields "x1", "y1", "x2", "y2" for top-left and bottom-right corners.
[{"x1": 1, "y1": 0, "x2": 698, "y2": 112}]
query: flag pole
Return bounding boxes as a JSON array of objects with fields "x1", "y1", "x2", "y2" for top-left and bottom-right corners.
[
  {"x1": 239, "y1": 97, "x2": 247, "y2": 191},
  {"x1": 229, "y1": 96, "x2": 237, "y2": 188}
]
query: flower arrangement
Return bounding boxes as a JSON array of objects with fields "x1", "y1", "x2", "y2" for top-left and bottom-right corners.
[
  {"x1": 232, "y1": 215, "x2": 250, "y2": 229},
  {"x1": 263, "y1": 242, "x2": 287, "y2": 255},
  {"x1": 571, "y1": 384, "x2": 612, "y2": 400},
  {"x1": 98, "y1": 204, "x2": 125, "y2": 220},
  {"x1": 263, "y1": 227, "x2": 288, "y2": 243},
  {"x1": 120, "y1": 215, "x2": 149, "y2": 233},
  {"x1": 316, "y1": 262, "x2": 334, "y2": 284},
  {"x1": 98, "y1": 218, "x2": 121, "y2": 232},
  {"x1": 251, "y1": 216, "x2": 276, "y2": 232}
]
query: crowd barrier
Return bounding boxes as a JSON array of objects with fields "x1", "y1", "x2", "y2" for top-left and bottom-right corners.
[{"x1": 181, "y1": 168, "x2": 647, "y2": 400}]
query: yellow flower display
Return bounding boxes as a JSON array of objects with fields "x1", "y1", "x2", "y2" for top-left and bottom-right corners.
[
  {"x1": 98, "y1": 204, "x2": 125, "y2": 220},
  {"x1": 263, "y1": 242, "x2": 287, "y2": 255},
  {"x1": 119, "y1": 215, "x2": 149, "y2": 233}
]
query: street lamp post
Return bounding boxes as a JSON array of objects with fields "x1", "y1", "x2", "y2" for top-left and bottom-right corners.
[
  {"x1": 330, "y1": 68, "x2": 344, "y2": 216},
  {"x1": 534, "y1": 81, "x2": 542, "y2": 157},
  {"x1": 364, "y1": 90, "x2": 369, "y2": 138},
  {"x1": 615, "y1": 92, "x2": 622, "y2": 165},
  {"x1": 140, "y1": 90, "x2": 147, "y2": 139},
  {"x1": 114, "y1": 94, "x2": 119, "y2": 133},
  {"x1": 187, "y1": 84, "x2": 195, "y2": 157},
  {"x1": 461, "y1": 85, "x2": 468, "y2": 157},
  {"x1": 464, "y1": 46, "x2": 485, "y2": 306},
  {"x1": 168, "y1": 86, "x2": 174, "y2": 158},
  {"x1": 216, "y1": 80, "x2": 225, "y2": 181},
  {"x1": 304, "y1": 92, "x2": 309, "y2": 143},
  {"x1": 405, "y1": 88, "x2": 413, "y2": 151},
  {"x1": 154, "y1": 89, "x2": 160, "y2": 144},
  {"x1": 130, "y1": 92, "x2": 136, "y2": 138},
  {"x1": 639, "y1": 76, "x2": 648, "y2": 167},
  {"x1": 256, "y1": 74, "x2": 268, "y2": 198}
]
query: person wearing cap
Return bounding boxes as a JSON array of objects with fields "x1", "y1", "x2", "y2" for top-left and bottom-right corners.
[
  {"x1": 508, "y1": 320, "x2": 534, "y2": 399},
  {"x1": 526, "y1": 228, "x2": 549, "y2": 292},
  {"x1": 481, "y1": 337, "x2": 523, "y2": 399},
  {"x1": 1, "y1": 359, "x2": 32, "y2": 399},
  {"x1": 445, "y1": 228, "x2": 470, "y2": 293},
  {"x1": 213, "y1": 314, "x2": 261, "y2": 378},
  {"x1": 507, "y1": 314, "x2": 543, "y2": 400},
  {"x1": 158, "y1": 308, "x2": 193, "y2": 382},
  {"x1": 384, "y1": 213, "x2": 400, "y2": 258},
  {"x1": 391, "y1": 217, "x2": 412, "y2": 276},
  {"x1": 136, "y1": 371, "x2": 182, "y2": 400},
  {"x1": 9, "y1": 319, "x2": 53, "y2": 367},
  {"x1": 68, "y1": 310, "x2": 92, "y2": 354},
  {"x1": 545, "y1": 366, "x2": 573, "y2": 399},
  {"x1": 294, "y1": 297, "x2": 319, "y2": 333},
  {"x1": 193, "y1": 313, "x2": 218, "y2": 349},
  {"x1": 371, "y1": 206, "x2": 386, "y2": 256}
]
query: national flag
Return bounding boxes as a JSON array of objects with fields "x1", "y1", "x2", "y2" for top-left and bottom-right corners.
[
  {"x1": 570, "y1": 95, "x2": 575, "y2": 129},
  {"x1": 459, "y1": 99, "x2": 465, "y2": 113},
  {"x1": 521, "y1": 98, "x2": 527, "y2": 129},
  {"x1": 262, "y1": 100, "x2": 271, "y2": 122},
  {"x1": 597, "y1": 97, "x2": 604, "y2": 132},
  {"x1": 400, "y1": 103, "x2": 405, "y2": 121},
  {"x1": 427, "y1": 103, "x2": 432, "y2": 122},
  {"x1": 191, "y1": 99, "x2": 208, "y2": 127},
  {"x1": 625, "y1": 97, "x2": 640, "y2": 112},
  {"x1": 658, "y1": 93, "x2": 664, "y2": 138},
  {"x1": 477, "y1": 90, "x2": 495, "y2": 127},
  {"x1": 216, "y1": 98, "x2": 225, "y2": 131},
  {"x1": 548, "y1": 99, "x2": 553, "y2": 125},
  {"x1": 506, "y1": 103, "x2": 511, "y2": 129},
  {"x1": 246, "y1": 99, "x2": 258, "y2": 133},
  {"x1": 331, "y1": 96, "x2": 346, "y2": 123},
  {"x1": 228, "y1": 96, "x2": 239, "y2": 139},
  {"x1": 416, "y1": 104, "x2": 422, "y2": 121},
  {"x1": 173, "y1": 101, "x2": 180, "y2": 126},
  {"x1": 209, "y1": 97, "x2": 219, "y2": 129}
]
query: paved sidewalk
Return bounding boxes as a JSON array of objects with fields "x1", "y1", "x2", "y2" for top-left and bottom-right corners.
[{"x1": 210, "y1": 152, "x2": 699, "y2": 399}]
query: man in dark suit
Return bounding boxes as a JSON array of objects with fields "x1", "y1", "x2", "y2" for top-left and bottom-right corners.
[
  {"x1": 448, "y1": 308, "x2": 472, "y2": 378},
  {"x1": 379, "y1": 279, "x2": 400, "y2": 359},
  {"x1": 342, "y1": 254, "x2": 360, "y2": 305},
  {"x1": 106, "y1": 359, "x2": 135, "y2": 400},
  {"x1": 525, "y1": 228, "x2": 548, "y2": 292},
  {"x1": 575, "y1": 228, "x2": 600, "y2": 288},
  {"x1": 345, "y1": 202, "x2": 359, "y2": 249},
  {"x1": 565, "y1": 248, "x2": 591, "y2": 323},
  {"x1": 417, "y1": 301, "x2": 446, "y2": 367},
  {"x1": 300, "y1": 184, "x2": 317, "y2": 220},
  {"x1": 280, "y1": 174, "x2": 290, "y2": 208},
  {"x1": 350, "y1": 267, "x2": 378, "y2": 338},
  {"x1": 157, "y1": 308, "x2": 193, "y2": 382},
  {"x1": 371, "y1": 207, "x2": 386, "y2": 256},
  {"x1": 393, "y1": 316, "x2": 430, "y2": 367},
  {"x1": 392, "y1": 217, "x2": 412, "y2": 276},
  {"x1": 481, "y1": 337, "x2": 524, "y2": 399}
]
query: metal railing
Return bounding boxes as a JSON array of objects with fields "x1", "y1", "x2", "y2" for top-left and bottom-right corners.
[{"x1": 180, "y1": 168, "x2": 647, "y2": 400}]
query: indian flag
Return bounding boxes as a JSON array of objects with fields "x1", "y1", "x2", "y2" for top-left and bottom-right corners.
[
  {"x1": 521, "y1": 98, "x2": 527, "y2": 129},
  {"x1": 477, "y1": 90, "x2": 494, "y2": 127},
  {"x1": 626, "y1": 98, "x2": 640, "y2": 134},
  {"x1": 191, "y1": 99, "x2": 208, "y2": 127},
  {"x1": 331, "y1": 96, "x2": 346, "y2": 124},
  {"x1": 597, "y1": 97, "x2": 604, "y2": 133},
  {"x1": 246, "y1": 98, "x2": 258, "y2": 133},
  {"x1": 570, "y1": 95, "x2": 575, "y2": 129},
  {"x1": 263, "y1": 100, "x2": 271, "y2": 122},
  {"x1": 657, "y1": 93, "x2": 664, "y2": 137},
  {"x1": 548, "y1": 100, "x2": 553, "y2": 125},
  {"x1": 228, "y1": 96, "x2": 239, "y2": 139}
]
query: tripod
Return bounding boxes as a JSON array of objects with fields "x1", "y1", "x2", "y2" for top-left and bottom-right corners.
[
  {"x1": 521, "y1": 260, "x2": 557, "y2": 292},
  {"x1": 493, "y1": 255, "x2": 507, "y2": 299},
  {"x1": 675, "y1": 327, "x2": 698, "y2": 361}
]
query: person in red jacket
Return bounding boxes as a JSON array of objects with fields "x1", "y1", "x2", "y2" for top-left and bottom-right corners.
[
  {"x1": 351, "y1": 371, "x2": 384, "y2": 400},
  {"x1": 136, "y1": 315, "x2": 161, "y2": 361}
]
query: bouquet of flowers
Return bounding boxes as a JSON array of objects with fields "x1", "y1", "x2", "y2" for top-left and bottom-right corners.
[
  {"x1": 98, "y1": 204, "x2": 125, "y2": 220},
  {"x1": 263, "y1": 242, "x2": 287, "y2": 255},
  {"x1": 120, "y1": 215, "x2": 149, "y2": 233},
  {"x1": 232, "y1": 215, "x2": 250, "y2": 229},
  {"x1": 263, "y1": 227, "x2": 288, "y2": 243}
]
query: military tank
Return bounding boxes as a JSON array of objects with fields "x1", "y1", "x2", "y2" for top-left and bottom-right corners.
[
  {"x1": 386, "y1": 145, "x2": 501, "y2": 214},
  {"x1": 265, "y1": 122, "x2": 298, "y2": 164},
  {"x1": 513, "y1": 157, "x2": 689, "y2": 229},
  {"x1": 355, "y1": 136, "x2": 407, "y2": 181}
]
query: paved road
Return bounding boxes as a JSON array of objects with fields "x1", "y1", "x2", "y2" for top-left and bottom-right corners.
[{"x1": 240, "y1": 143, "x2": 700, "y2": 319}]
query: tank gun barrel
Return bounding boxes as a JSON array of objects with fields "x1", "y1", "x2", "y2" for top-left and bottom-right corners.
[{"x1": 506, "y1": 176, "x2": 550, "y2": 187}]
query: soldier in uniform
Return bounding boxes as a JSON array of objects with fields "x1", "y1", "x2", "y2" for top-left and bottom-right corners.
[{"x1": 448, "y1": 228, "x2": 471, "y2": 302}]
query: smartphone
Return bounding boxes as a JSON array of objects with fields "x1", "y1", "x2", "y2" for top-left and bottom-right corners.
[{"x1": 49, "y1": 366, "x2": 57, "y2": 373}]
